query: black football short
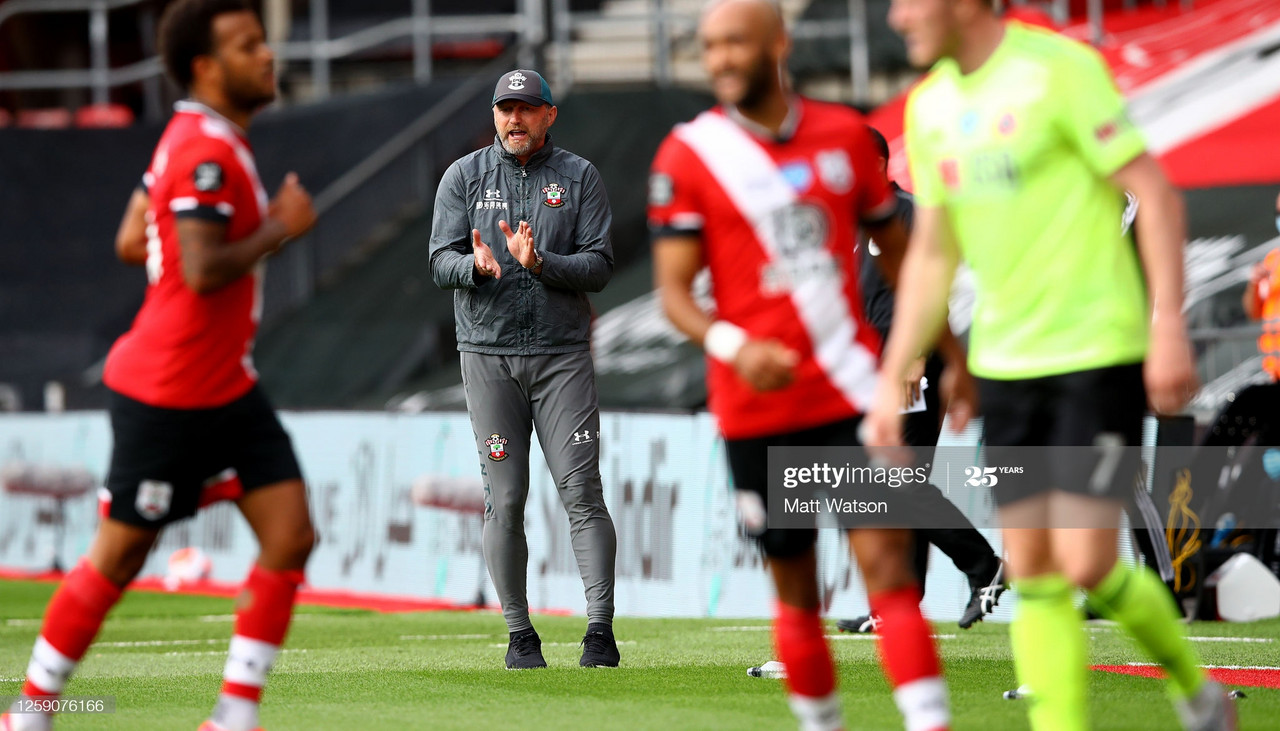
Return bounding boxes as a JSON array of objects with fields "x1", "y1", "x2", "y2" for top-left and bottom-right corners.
[
  {"x1": 724, "y1": 416, "x2": 866, "y2": 559},
  {"x1": 977, "y1": 362, "x2": 1146, "y2": 507},
  {"x1": 105, "y1": 385, "x2": 302, "y2": 528}
]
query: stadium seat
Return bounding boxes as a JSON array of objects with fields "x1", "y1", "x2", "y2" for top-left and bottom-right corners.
[
  {"x1": 0, "y1": 108, "x2": 12, "y2": 128},
  {"x1": 16, "y1": 107, "x2": 73, "y2": 129},
  {"x1": 74, "y1": 102, "x2": 135, "y2": 128}
]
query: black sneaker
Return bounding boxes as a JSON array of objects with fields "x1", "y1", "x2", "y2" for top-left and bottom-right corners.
[
  {"x1": 835, "y1": 614, "x2": 881, "y2": 634},
  {"x1": 505, "y1": 630, "x2": 547, "y2": 669},
  {"x1": 959, "y1": 562, "x2": 1006, "y2": 629},
  {"x1": 579, "y1": 625, "x2": 620, "y2": 668}
]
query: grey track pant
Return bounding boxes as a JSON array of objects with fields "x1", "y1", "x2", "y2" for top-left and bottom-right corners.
[{"x1": 460, "y1": 350, "x2": 617, "y2": 632}]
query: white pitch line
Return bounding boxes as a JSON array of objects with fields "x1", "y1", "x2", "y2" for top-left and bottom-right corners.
[
  {"x1": 197, "y1": 614, "x2": 318, "y2": 623},
  {"x1": 5, "y1": 619, "x2": 40, "y2": 627},
  {"x1": 829, "y1": 634, "x2": 956, "y2": 641},
  {"x1": 1, "y1": 678, "x2": 23, "y2": 683},
  {"x1": 160, "y1": 648, "x2": 309, "y2": 658},
  {"x1": 1118, "y1": 662, "x2": 1280, "y2": 671},
  {"x1": 399, "y1": 634, "x2": 491, "y2": 641},
  {"x1": 97, "y1": 639, "x2": 224, "y2": 648},
  {"x1": 709, "y1": 626, "x2": 772, "y2": 632},
  {"x1": 1186, "y1": 637, "x2": 1274, "y2": 643}
]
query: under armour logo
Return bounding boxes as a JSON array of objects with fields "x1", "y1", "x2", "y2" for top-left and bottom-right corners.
[
  {"x1": 572, "y1": 430, "x2": 593, "y2": 444},
  {"x1": 484, "y1": 189, "x2": 503, "y2": 200},
  {"x1": 508, "y1": 72, "x2": 527, "y2": 90}
]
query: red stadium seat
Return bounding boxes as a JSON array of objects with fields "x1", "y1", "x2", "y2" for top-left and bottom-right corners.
[
  {"x1": 74, "y1": 102, "x2": 135, "y2": 128},
  {"x1": 16, "y1": 107, "x2": 73, "y2": 129},
  {"x1": 0, "y1": 108, "x2": 12, "y2": 128}
]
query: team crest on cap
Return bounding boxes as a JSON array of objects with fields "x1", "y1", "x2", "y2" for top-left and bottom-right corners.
[
  {"x1": 485, "y1": 433, "x2": 509, "y2": 461},
  {"x1": 508, "y1": 72, "x2": 527, "y2": 90},
  {"x1": 542, "y1": 183, "x2": 566, "y2": 208}
]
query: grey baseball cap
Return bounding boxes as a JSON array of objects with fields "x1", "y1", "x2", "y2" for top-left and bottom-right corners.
[{"x1": 492, "y1": 69, "x2": 554, "y2": 107}]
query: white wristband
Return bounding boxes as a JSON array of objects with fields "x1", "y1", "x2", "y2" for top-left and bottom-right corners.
[{"x1": 705, "y1": 321, "x2": 748, "y2": 364}]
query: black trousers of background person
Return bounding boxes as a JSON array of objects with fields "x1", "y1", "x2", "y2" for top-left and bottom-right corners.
[{"x1": 901, "y1": 355, "x2": 1002, "y2": 593}]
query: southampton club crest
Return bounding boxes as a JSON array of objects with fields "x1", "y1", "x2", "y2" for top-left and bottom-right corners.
[
  {"x1": 485, "y1": 433, "x2": 509, "y2": 462},
  {"x1": 542, "y1": 183, "x2": 566, "y2": 208}
]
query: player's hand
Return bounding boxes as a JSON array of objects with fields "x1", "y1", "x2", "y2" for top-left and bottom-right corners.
[
  {"x1": 902, "y1": 356, "x2": 926, "y2": 411},
  {"x1": 939, "y1": 359, "x2": 977, "y2": 433},
  {"x1": 1250, "y1": 261, "x2": 1271, "y2": 295},
  {"x1": 500, "y1": 219, "x2": 537, "y2": 269},
  {"x1": 1146, "y1": 315, "x2": 1199, "y2": 415},
  {"x1": 861, "y1": 377, "x2": 911, "y2": 466},
  {"x1": 268, "y1": 173, "x2": 316, "y2": 241},
  {"x1": 472, "y1": 230, "x2": 502, "y2": 279},
  {"x1": 732, "y1": 339, "x2": 799, "y2": 392}
]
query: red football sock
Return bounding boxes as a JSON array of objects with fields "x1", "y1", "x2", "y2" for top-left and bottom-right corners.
[
  {"x1": 219, "y1": 565, "x2": 303, "y2": 703},
  {"x1": 869, "y1": 586, "x2": 949, "y2": 731},
  {"x1": 22, "y1": 559, "x2": 122, "y2": 698},
  {"x1": 774, "y1": 601, "x2": 836, "y2": 698}
]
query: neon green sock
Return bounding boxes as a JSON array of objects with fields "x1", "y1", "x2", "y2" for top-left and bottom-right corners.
[
  {"x1": 1087, "y1": 563, "x2": 1206, "y2": 699},
  {"x1": 1011, "y1": 574, "x2": 1088, "y2": 731}
]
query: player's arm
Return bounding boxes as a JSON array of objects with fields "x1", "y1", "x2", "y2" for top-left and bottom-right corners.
[
  {"x1": 862, "y1": 205, "x2": 964, "y2": 447},
  {"x1": 535, "y1": 164, "x2": 614, "y2": 292},
  {"x1": 653, "y1": 235, "x2": 797, "y2": 392},
  {"x1": 115, "y1": 187, "x2": 150, "y2": 266},
  {"x1": 179, "y1": 173, "x2": 314, "y2": 294},
  {"x1": 430, "y1": 162, "x2": 497, "y2": 288},
  {"x1": 879, "y1": 205, "x2": 961, "y2": 387},
  {"x1": 1109, "y1": 153, "x2": 1199, "y2": 413},
  {"x1": 864, "y1": 213, "x2": 968, "y2": 370}
]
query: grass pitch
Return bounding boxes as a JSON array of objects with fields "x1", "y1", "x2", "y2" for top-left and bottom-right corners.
[{"x1": 2, "y1": 579, "x2": 1277, "y2": 729}]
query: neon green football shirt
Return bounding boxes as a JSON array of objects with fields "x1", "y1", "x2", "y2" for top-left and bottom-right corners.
[{"x1": 906, "y1": 22, "x2": 1148, "y2": 380}]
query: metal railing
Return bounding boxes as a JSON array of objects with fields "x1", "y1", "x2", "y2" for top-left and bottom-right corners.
[
  {"x1": 262, "y1": 52, "x2": 514, "y2": 320},
  {"x1": 0, "y1": 0, "x2": 543, "y2": 103}
]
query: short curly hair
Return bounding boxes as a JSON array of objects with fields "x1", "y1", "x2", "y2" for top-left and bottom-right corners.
[{"x1": 158, "y1": 0, "x2": 254, "y2": 90}]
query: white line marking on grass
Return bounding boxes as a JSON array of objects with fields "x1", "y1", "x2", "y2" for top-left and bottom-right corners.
[
  {"x1": 1, "y1": 678, "x2": 23, "y2": 683},
  {"x1": 1186, "y1": 636, "x2": 1274, "y2": 643},
  {"x1": 399, "y1": 634, "x2": 491, "y2": 641},
  {"x1": 97, "y1": 639, "x2": 224, "y2": 648},
  {"x1": 828, "y1": 634, "x2": 955, "y2": 641},
  {"x1": 198, "y1": 614, "x2": 318, "y2": 623},
  {"x1": 160, "y1": 649, "x2": 309, "y2": 658},
  {"x1": 5, "y1": 619, "x2": 40, "y2": 627},
  {"x1": 709, "y1": 626, "x2": 772, "y2": 632}
]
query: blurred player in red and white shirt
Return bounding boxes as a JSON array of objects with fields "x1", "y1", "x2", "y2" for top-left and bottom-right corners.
[
  {"x1": 650, "y1": 2, "x2": 962, "y2": 729},
  {"x1": 3, "y1": 3, "x2": 315, "y2": 731}
]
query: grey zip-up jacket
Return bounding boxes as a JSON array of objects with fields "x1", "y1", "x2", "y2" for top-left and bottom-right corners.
[{"x1": 430, "y1": 135, "x2": 613, "y2": 355}]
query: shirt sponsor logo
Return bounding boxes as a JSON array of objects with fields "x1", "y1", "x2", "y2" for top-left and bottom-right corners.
[
  {"x1": 476, "y1": 189, "x2": 509, "y2": 210},
  {"x1": 485, "y1": 433, "x2": 509, "y2": 462},
  {"x1": 135, "y1": 479, "x2": 173, "y2": 521},
  {"x1": 543, "y1": 182, "x2": 567, "y2": 208},
  {"x1": 1094, "y1": 120, "x2": 1119, "y2": 144}
]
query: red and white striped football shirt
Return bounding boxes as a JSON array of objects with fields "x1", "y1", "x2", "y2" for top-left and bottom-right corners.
[{"x1": 649, "y1": 99, "x2": 895, "y2": 439}]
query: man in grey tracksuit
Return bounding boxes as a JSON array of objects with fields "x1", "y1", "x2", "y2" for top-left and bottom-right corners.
[{"x1": 429, "y1": 69, "x2": 619, "y2": 669}]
